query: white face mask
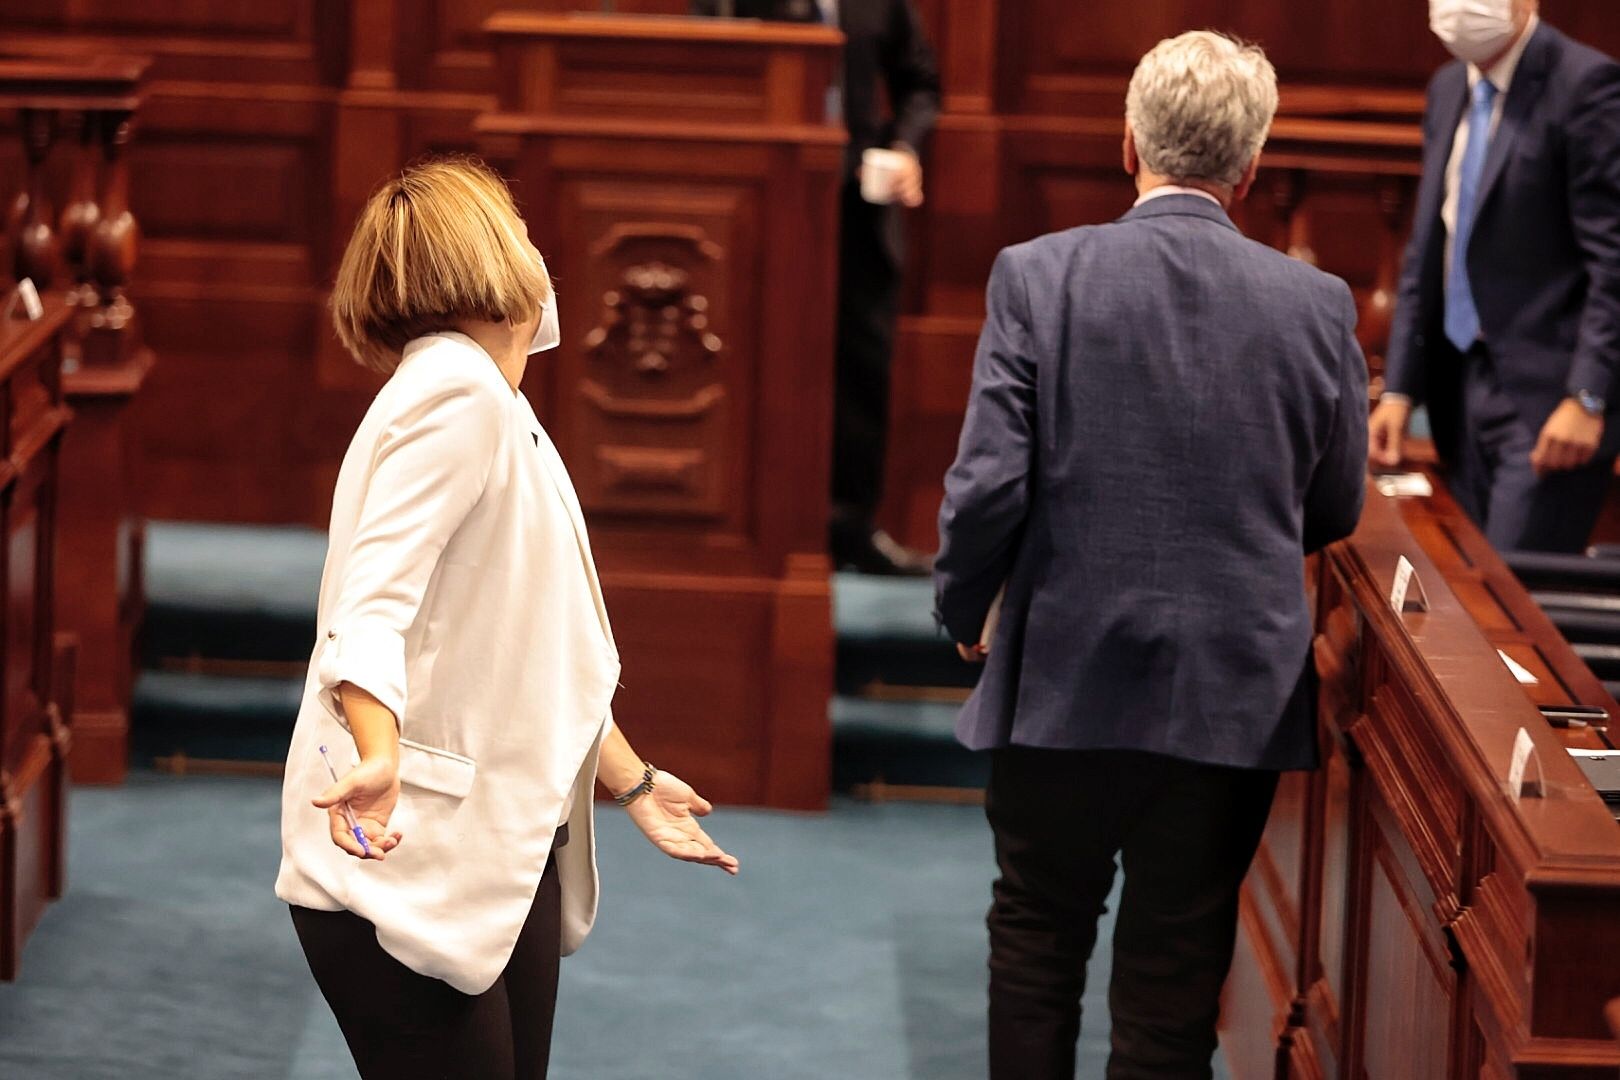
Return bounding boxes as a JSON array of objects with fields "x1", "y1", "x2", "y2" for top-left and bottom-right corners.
[
  {"x1": 1429, "y1": 0, "x2": 1520, "y2": 65},
  {"x1": 527, "y1": 296, "x2": 560, "y2": 355}
]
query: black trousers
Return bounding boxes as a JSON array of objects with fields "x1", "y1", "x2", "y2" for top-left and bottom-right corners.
[
  {"x1": 290, "y1": 832, "x2": 564, "y2": 1080},
  {"x1": 1449, "y1": 346, "x2": 1615, "y2": 554},
  {"x1": 985, "y1": 748, "x2": 1279, "y2": 1080},
  {"x1": 831, "y1": 180, "x2": 903, "y2": 522}
]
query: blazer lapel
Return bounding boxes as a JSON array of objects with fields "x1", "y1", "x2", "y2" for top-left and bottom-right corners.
[
  {"x1": 521, "y1": 403, "x2": 617, "y2": 650},
  {"x1": 1475, "y1": 23, "x2": 1552, "y2": 218}
]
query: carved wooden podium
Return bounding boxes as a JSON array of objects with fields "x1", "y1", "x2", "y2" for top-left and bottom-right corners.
[{"x1": 478, "y1": 13, "x2": 845, "y2": 809}]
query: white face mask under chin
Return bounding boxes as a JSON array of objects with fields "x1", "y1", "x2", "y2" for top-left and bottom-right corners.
[
  {"x1": 528, "y1": 297, "x2": 560, "y2": 356},
  {"x1": 1429, "y1": 0, "x2": 1519, "y2": 66}
]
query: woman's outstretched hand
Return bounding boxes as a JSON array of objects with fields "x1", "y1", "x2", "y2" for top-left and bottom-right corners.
[
  {"x1": 313, "y1": 755, "x2": 404, "y2": 861},
  {"x1": 624, "y1": 772, "x2": 740, "y2": 875}
]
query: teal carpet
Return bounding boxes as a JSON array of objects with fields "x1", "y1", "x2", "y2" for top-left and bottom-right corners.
[{"x1": 0, "y1": 772, "x2": 1239, "y2": 1079}]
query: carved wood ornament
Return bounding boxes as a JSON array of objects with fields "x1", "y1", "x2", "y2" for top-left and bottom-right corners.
[
  {"x1": 583, "y1": 259, "x2": 723, "y2": 378},
  {"x1": 575, "y1": 225, "x2": 732, "y2": 517}
]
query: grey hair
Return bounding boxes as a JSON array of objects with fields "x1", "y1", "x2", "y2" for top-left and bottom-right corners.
[{"x1": 1125, "y1": 31, "x2": 1279, "y2": 187}]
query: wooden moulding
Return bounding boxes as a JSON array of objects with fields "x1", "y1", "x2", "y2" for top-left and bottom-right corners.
[{"x1": 0, "y1": 56, "x2": 149, "y2": 113}]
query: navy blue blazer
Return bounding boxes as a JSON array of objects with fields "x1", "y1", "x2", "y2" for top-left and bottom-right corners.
[
  {"x1": 935, "y1": 196, "x2": 1368, "y2": 771},
  {"x1": 1384, "y1": 22, "x2": 1620, "y2": 458}
]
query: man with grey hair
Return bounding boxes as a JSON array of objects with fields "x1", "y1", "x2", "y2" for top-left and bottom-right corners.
[{"x1": 934, "y1": 30, "x2": 1367, "y2": 1079}]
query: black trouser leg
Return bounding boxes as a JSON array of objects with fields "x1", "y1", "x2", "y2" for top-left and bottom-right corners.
[
  {"x1": 1106, "y1": 763, "x2": 1278, "y2": 1080},
  {"x1": 986, "y1": 748, "x2": 1124, "y2": 1080},
  {"x1": 985, "y1": 748, "x2": 1278, "y2": 1080},
  {"x1": 506, "y1": 844, "x2": 564, "y2": 1080},
  {"x1": 831, "y1": 183, "x2": 901, "y2": 524},
  {"x1": 290, "y1": 848, "x2": 562, "y2": 1080}
]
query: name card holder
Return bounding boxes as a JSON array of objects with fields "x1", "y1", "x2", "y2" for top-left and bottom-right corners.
[
  {"x1": 2, "y1": 279, "x2": 43, "y2": 322},
  {"x1": 1509, "y1": 727, "x2": 1545, "y2": 800},
  {"x1": 1390, "y1": 555, "x2": 1430, "y2": 614}
]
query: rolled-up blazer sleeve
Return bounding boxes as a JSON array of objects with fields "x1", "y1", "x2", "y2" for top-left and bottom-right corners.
[
  {"x1": 934, "y1": 246, "x2": 1037, "y2": 643},
  {"x1": 317, "y1": 372, "x2": 507, "y2": 728}
]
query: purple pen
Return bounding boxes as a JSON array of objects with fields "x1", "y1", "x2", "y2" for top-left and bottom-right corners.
[{"x1": 319, "y1": 744, "x2": 373, "y2": 856}]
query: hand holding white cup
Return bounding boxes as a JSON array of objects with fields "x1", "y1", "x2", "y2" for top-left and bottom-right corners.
[{"x1": 861, "y1": 147, "x2": 924, "y2": 207}]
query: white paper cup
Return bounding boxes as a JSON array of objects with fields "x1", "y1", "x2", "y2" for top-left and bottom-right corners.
[{"x1": 861, "y1": 147, "x2": 909, "y2": 205}]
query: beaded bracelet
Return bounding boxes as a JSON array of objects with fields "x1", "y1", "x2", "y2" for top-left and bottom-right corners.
[{"x1": 613, "y1": 761, "x2": 657, "y2": 807}]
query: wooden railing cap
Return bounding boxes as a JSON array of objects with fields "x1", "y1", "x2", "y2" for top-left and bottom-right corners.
[
  {"x1": 0, "y1": 54, "x2": 149, "y2": 111},
  {"x1": 483, "y1": 10, "x2": 844, "y2": 49}
]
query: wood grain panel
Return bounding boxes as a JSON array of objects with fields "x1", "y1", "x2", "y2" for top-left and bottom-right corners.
[
  {"x1": 1223, "y1": 892, "x2": 1291, "y2": 1080},
  {"x1": 1357, "y1": 807, "x2": 1454, "y2": 1080},
  {"x1": 133, "y1": 142, "x2": 312, "y2": 243}
]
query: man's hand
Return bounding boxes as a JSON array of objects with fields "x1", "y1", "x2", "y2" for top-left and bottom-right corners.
[
  {"x1": 957, "y1": 642, "x2": 987, "y2": 663},
  {"x1": 1368, "y1": 397, "x2": 1412, "y2": 467},
  {"x1": 1531, "y1": 398, "x2": 1604, "y2": 476},
  {"x1": 893, "y1": 149, "x2": 925, "y2": 208}
]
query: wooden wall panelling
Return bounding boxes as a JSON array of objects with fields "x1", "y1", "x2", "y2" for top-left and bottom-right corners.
[
  {"x1": 0, "y1": 2, "x2": 347, "y2": 528},
  {"x1": 130, "y1": 84, "x2": 332, "y2": 523},
  {"x1": 0, "y1": 1, "x2": 340, "y2": 87}
]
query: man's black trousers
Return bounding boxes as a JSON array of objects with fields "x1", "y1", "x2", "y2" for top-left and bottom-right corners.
[{"x1": 985, "y1": 747, "x2": 1280, "y2": 1080}]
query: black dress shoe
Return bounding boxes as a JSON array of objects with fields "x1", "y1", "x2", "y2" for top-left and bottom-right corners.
[{"x1": 832, "y1": 526, "x2": 934, "y2": 576}]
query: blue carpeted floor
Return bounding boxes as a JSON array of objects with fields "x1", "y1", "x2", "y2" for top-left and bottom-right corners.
[{"x1": 0, "y1": 773, "x2": 1231, "y2": 1080}]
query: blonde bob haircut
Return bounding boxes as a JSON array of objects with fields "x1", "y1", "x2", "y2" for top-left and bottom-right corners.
[{"x1": 331, "y1": 156, "x2": 552, "y2": 374}]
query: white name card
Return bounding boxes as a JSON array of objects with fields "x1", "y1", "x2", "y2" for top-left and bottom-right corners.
[
  {"x1": 1375, "y1": 473, "x2": 1434, "y2": 499},
  {"x1": 4, "y1": 278, "x2": 43, "y2": 322},
  {"x1": 1508, "y1": 727, "x2": 1544, "y2": 800},
  {"x1": 1390, "y1": 555, "x2": 1429, "y2": 614},
  {"x1": 1497, "y1": 649, "x2": 1540, "y2": 686}
]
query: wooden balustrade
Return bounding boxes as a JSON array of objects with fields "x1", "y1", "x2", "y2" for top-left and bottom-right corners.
[
  {"x1": 0, "y1": 287, "x2": 76, "y2": 981},
  {"x1": 0, "y1": 55, "x2": 153, "y2": 788}
]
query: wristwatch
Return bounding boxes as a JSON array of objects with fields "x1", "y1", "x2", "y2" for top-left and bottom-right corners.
[{"x1": 1574, "y1": 389, "x2": 1606, "y2": 417}]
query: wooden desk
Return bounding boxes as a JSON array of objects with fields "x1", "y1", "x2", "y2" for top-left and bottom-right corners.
[
  {"x1": 1221, "y1": 480, "x2": 1620, "y2": 1079},
  {"x1": 0, "y1": 297, "x2": 75, "y2": 980},
  {"x1": 477, "y1": 13, "x2": 846, "y2": 809}
]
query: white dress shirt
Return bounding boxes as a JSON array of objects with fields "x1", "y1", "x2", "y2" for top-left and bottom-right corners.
[
  {"x1": 1134, "y1": 185, "x2": 1224, "y2": 209},
  {"x1": 276, "y1": 333, "x2": 623, "y2": 995},
  {"x1": 1441, "y1": 14, "x2": 1538, "y2": 278}
]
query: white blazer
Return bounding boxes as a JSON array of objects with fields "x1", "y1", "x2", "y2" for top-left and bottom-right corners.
[{"x1": 275, "y1": 332, "x2": 622, "y2": 995}]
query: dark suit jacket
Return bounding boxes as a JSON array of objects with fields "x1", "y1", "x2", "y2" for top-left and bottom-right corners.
[
  {"x1": 935, "y1": 196, "x2": 1368, "y2": 771},
  {"x1": 689, "y1": 0, "x2": 940, "y2": 176},
  {"x1": 1384, "y1": 22, "x2": 1620, "y2": 458}
]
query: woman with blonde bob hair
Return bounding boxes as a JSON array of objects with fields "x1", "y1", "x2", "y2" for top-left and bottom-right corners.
[{"x1": 275, "y1": 156, "x2": 737, "y2": 1080}]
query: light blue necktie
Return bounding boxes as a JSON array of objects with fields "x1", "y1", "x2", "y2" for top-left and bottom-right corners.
[{"x1": 1444, "y1": 77, "x2": 1499, "y2": 353}]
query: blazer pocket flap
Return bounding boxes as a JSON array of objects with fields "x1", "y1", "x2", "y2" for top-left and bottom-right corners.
[{"x1": 397, "y1": 738, "x2": 477, "y2": 798}]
